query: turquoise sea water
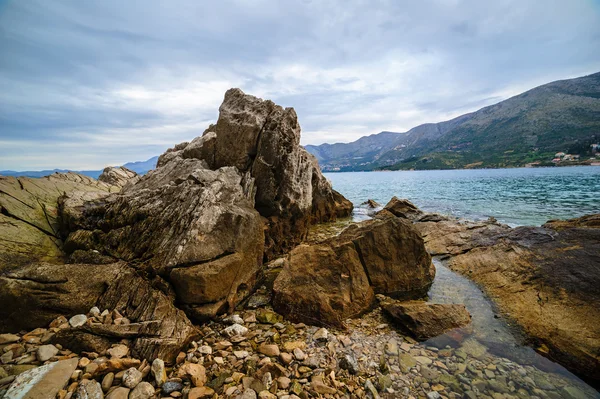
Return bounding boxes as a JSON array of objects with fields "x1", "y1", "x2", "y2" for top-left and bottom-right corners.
[{"x1": 325, "y1": 166, "x2": 600, "y2": 226}]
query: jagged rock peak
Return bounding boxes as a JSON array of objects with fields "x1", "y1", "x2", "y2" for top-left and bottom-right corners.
[
  {"x1": 157, "y1": 88, "x2": 353, "y2": 258},
  {"x1": 98, "y1": 166, "x2": 139, "y2": 188}
]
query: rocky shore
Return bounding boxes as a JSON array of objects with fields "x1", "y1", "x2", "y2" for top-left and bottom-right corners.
[{"x1": 0, "y1": 89, "x2": 599, "y2": 398}]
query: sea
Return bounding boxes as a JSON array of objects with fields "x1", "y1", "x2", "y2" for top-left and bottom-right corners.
[{"x1": 325, "y1": 166, "x2": 600, "y2": 226}]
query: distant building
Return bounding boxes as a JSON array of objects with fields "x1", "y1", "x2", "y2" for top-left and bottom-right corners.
[
  {"x1": 591, "y1": 144, "x2": 599, "y2": 154},
  {"x1": 555, "y1": 152, "x2": 566, "y2": 158},
  {"x1": 552, "y1": 158, "x2": 561, "y2": 163}
]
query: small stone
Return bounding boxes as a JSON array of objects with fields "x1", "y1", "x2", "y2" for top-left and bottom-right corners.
[
  {"x1": 177, "y1": 362, "x2": 207, "y2": 387},
  {"x1": 224, "y1": 324, "x2": 248, "y2": 337},
  {"x1": 277, "y1": 376, "x2": 291, "y2": 389},
  {"x1": 224, "y1": 314, "x2": 245, "y2": 325},
  {"x1": 279, "y1": 352, "x2": 292, "y2": 364},
  {"x1": 122, "y1": 367, "x2": 143, "y2": 388},
  {"x1": 427, "y1": 392, "x2": 441, "y2": 399},
  {"x1": 129, "y1": 381, "x2": 155, "y2": 399},
  {"x1": 152, "y1": 358, "x2": 167, "y2": 386},
  {"x1": 313, "y1": 328, "x2": 328, "y2": 341},
  {"x1": 292, "y1": 348, "x2": 306, "y2": 361},
  {"x1": 37, "y1": 344, "x2": 59, "y2": 362},
  {"x1": 0, "y1": 334, "x2": 20, "y2": 344},
  {"x1": 237, "y1": 388, "x2": 258, "y2": 399},
  {"x1": 89, "y1": 307, "x2": 101, "y2": 318},
  {"x1": 176, "y1": 352, "x2": 186, "y2": 364},
  {"x1": 68, "y1": 314, "x2": 88, "y2": 328},
  {"x1": 258, "y1": 343, "x2": 280, "y2": 357},
  {"x1": 162, "y1": 380, "x2": 184, "y2": 394},
  {"x1": 75, "y1": 379, "x2": 103, "y2": 399},
  {"x1": 78, "y1": 357, "x2": 91, "y2": 368},
  {"x1": 414, "y1": 356, "x2": 433, "y2": 366},
  {"x1": 189, "y1": 386, "x2": 215, "y2": 399},
  {"x1": 339, "y1": 353, "x2": 359, "y2": 374},
  {"x1": 234, "y1": 351, "x2": 249, "y2": 359},
  {"x1": 384, "y1": 339, "x2": 398, "y2": 356},
  {"x1": 106, "y1": 386, "x2": 130, "y2": 399},
  {"x1": 107, "y1": 344, "x2": 129, "y2": 359},
  {"x1": 197, "y1": 345, "x2": 212, "y2": 355},
  {"x1": 101, "y1": 372, "x2": 114, "y2": 392}
]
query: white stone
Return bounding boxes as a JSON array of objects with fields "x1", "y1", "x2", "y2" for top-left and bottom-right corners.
[
  {"x1": 68, "y1": 314, "x2": 88, "y2": 328},
  {"x1": 37, "y1": 344, "x2": 59, "y2": 362},
  {"x1": 223, "y1": 323, "x2": 248, "y2": 337}
]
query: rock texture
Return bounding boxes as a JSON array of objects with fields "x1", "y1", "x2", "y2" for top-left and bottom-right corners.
[
  {"x1": 379, "y1": 296, "x2": 471, "y2": 340},
  {"x1": 61, "y1": 159, "x2": 264, "y2": 322},
  {"x1": 98, "y1": 166, "x2": 139, "y2": 188},
  {"x1": 273, "y1": 217, "x2": 434, "y2": 327},
  {"x1": 0, "y1": 173, "x2": 121, "y2": 270},
  {"x1": 156, "y1": 88, "x2": 352, "y2": 259},
  {"x1": 408, "y1": 208, "x2": 600, "y2": 385},
  {"x1": 0, "y1": 262, "x2": 196, "y2": 363}
]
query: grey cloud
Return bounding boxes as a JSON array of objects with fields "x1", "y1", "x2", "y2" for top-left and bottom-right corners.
[{"x1": 1, "y1": 0, "x2": 599, "y2": 169}]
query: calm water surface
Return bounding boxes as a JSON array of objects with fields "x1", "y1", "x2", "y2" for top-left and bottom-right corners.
[
  {"x1": 325, "y1": 166, "x2": 600, "y2": 226},
  {"x1": 326, "y1": 166, "x2": 600, "y2": 395}
]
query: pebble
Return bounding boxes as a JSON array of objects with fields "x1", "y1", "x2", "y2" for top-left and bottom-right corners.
[
  {"x1": 224, "y1": 323, "x2": 248, "y2": 337},
  {"x1": 68, "y1": 314, "x2": 88, "y2": 328},
  {"x1": 129, "y1": 381, "x2": 155, "y2": 399},
  {"x1": 151, "y1": 358, "x2": 167, "y2": 386},
  {"x1": 313, "y1": 328, "x2": 328, "y2": 341},
  {"x1": 107, "y1": 344, "x2": 129, "y2": 359},
  {"x1": 36, "y1": 344, "x2": 59, "y2": 362},
  {"x1": 122, "y1": 367, "x2": 143, "y2": 388},
  {"x1": 162, "y1": 380, "x2": 184, "y2": 394},
  {"x1": 101, "y1": 372, "x2": 114, "y2": 392},
  {"x1": 0, "y1": 334, "x2": 20, "y2": 344},
  {"x1": 75, "y1": 379, "x2": 103, "y2": 399},
  {"x1": 106, "y1": 387, "x2": 130, "y2": 399}
]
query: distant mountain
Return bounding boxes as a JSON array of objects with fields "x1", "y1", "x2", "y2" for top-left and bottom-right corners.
[
  {"x1": 0, "y1": 156, "x2": 158, "y2": 179},
  {"x1": 122, "y1": 156, "x2": 159, "y2": 174},
  {"x1": 305, "y1": 72, "x2": 600, "y2": 171}
]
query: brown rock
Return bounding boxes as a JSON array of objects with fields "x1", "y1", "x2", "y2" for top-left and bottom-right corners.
[
  {"x1": 157, "y1": 89, "x2": 352, "y2": 259},
  {"x1": 377, "y1": 197, "x2": 423, "y2": 220},
  {"x1": 98, "y1": 166, "x2": 138, "y2": 188},
  {"x1": 188, "y1": 386, "x2": 215, "y2": 399},
  {"x1": 441, "y1": 214, "x2": 600, "y2": 384},
  {"x1": 177, "y1": 362, "x2": 206, "y2": 387},
  {"x1": 379, "y1": 297, "x2": 471, "y2": 340}
]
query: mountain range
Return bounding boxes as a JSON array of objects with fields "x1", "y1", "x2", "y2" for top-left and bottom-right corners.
[
  {"x1": 305, "y1": 72, "x2": 600, "y2": 171},
  {"x1": 0, "y1": 156, "x2": 159, "y2": 179},
  {"x1": 3, "y1": 72, "x2": 599, "y2": 177}
]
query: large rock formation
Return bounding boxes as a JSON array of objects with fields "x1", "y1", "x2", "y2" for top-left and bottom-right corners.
[
  {"x1": 0, "y1": 172, "x2": 122, "y2": 270},
  {"x1": 156, "y1": 88, "x2": 352, "y2": 259},
  {"x1": 397, "y1": 202, "x2": 600, "y2": 385},
  {"x1": 273, "y1": 217, "x2": 434, "y2": 327},
  {"x1": 98, "y1": 166, "x2": 139, "y2": 188},
  {"x1": 0, "y1": 262, "x2": 196, "y2": 363},
  {"x1": 61, "y1": 158, "x2": 264, "y2": 322}
]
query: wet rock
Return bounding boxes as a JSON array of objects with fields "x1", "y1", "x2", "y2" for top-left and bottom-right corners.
[{"x1": 379, "y1": 297, "x2": 471, "y2": 340}]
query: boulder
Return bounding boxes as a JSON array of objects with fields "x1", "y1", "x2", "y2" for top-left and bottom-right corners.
[
  {"x1": 0, "y1": 261, "x2": 196, "y2": 364},
  {"x1": 273, "y1": 217, "x2": 434, "y2": 326},
  {"x1": 61, "y1": 158, "x2": 264, "y2": 321},
  {"x1": 272, "y1": 243, "x2": 374, "y2": 328},
  {"x1": 156, "y1": 88, "x2": 353, "y2": 258},
  {"x1": 98, "y1": 166, "x2": 139, "y2": 188},
  {"x1": 377, "y1": 197, "x2": 423, "y2": 220},
  {"x1": 330, "y1": 217, "x2": 435, "y2": 298},
  {"x1": 378, "y1": 296, "x2": 471, "y2": 340}
]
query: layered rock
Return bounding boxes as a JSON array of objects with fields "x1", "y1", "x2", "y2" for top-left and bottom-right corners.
[
  {"x1": 0, "y1": 172, "x2": 121, "y2": 270},
  {"x1": 378, "y1": 296, "x2": 471, "y2": 340},
  {"x1": 273, "y1": 217, "x2": 434, "y2": 327},
  {"x1": 98, "y1": 166, "x2": 139, "y2": 188},
  {"x1": 61, "y1": 158, "x2": 264, "y2": 321},
  {"x1": 156, "y1": 88, "x2": 353, "y2": 259},
  {"x1": 392, "y1": 203, "x2": 600, "y2": 384},
  {"x1": 0, "y1": 262, "x2": 196, "y2": 363}
]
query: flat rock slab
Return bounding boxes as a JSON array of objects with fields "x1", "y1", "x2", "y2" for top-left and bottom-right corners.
[{"x1": 4, "y1": 357, "x2": 78, "y2": 399}]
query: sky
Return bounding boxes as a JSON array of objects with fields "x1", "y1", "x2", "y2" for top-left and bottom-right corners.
[{"x1": 1, "y1": 0, "x2": 600, "y2": 170}]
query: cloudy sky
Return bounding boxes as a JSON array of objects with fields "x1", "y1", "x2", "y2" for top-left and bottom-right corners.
[{"x1": 1, "y1": 0, "x2": 600, "y2": 170}]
